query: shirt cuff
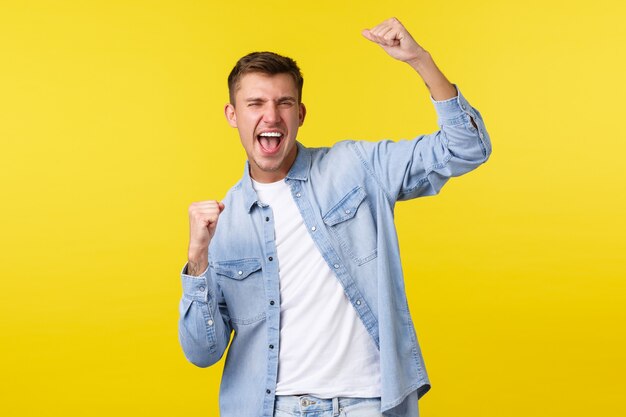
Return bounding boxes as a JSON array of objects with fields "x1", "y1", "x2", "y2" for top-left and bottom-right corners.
[
  {"x1": 431, "y1": 84, "x2": 474, "y2": 126},
  {"x1": 181, "y1": 262, "x2": 210, "y2": 298}
]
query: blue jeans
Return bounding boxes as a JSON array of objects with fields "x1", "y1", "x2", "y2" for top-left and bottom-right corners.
[{"x1": 273, "y1": 395, "x2": 403, "y2": 417}]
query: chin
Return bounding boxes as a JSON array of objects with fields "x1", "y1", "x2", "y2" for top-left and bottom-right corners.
[{"x1": 253, "y1": 159, "x2": 282, "y2": 173}]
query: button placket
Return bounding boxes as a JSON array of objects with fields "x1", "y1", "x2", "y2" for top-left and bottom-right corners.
[{"x1": 257, "y1": 205, "x2": 279, "y2": 408}]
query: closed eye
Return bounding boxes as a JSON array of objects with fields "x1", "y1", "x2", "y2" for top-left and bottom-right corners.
[{"x1": 277, "y1": 97, "x2": 296, "y2": 107}]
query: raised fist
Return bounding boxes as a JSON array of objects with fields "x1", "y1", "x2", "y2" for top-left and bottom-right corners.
[
  {"x1": 187, "y1": 200, "x2": 225, "y2": 275},
  {"x1": 362, "y1": 17, "x2": 427, "y2": 64}
]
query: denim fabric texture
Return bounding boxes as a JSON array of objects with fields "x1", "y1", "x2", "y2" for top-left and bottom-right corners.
[
  {"x1": 178, "y1": 86, "x2": 492, "y2": 417},
  {"x1": 273, "y1": 396, "x2": 398, "y2": 417}
]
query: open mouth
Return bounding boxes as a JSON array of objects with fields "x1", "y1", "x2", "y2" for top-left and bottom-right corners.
[{"x1": 257, "y1": 131, "x2": 284, "y2": 154}]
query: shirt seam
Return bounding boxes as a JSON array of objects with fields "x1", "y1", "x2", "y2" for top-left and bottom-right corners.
[
  {"x1": 398, "y1": 151, "x2": 453, "y2": 199},
  {"x1": 349, "y1": 141, "x2": 394, "y2": 205},
  {"x1": 381, "y1": 383, "x2": 422, "y2": 411}
]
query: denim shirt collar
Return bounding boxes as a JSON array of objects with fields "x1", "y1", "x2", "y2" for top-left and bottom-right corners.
[{"x1": 241, "y1": 142, "x2": 311, "y2": 212}]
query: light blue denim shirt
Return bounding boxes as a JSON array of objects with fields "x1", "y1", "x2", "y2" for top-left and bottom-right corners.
[{"x1": 178, "y1": 86, "x2": 491, "y2": 417}]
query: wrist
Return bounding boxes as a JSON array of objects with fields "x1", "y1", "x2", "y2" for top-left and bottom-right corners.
[
  {"x1": 187, "y1": 237, "x2": 210, "y2": 276},
  {"x1": 405, "y1": 49, "x2": 432, "y2": 70},
  {"x1": 188, "y1": 245, "x2": 208, "y2": 264},
  {"x1": 186, "y1": 261, "x2": 208, "y2": 277}
]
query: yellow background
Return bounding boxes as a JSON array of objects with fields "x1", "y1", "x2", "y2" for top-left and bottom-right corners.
[{"x1": 1, "y1": 0, "x2": 624, "y2": 416}]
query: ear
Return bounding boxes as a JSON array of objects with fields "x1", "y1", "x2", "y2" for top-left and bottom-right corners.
[
  {"x1": 298, "y1": 102, "x2": 306, "y2": 126},
  {"x1": 224, "y1": 103, "x2": 237, "y2": 128}
]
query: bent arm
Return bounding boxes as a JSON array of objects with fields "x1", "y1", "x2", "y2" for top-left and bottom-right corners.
[
  {"x1": 354, "y1": 85, "x2": 491, "y2": 202},
  {"x1": 178, "y1": 263, "x2": 231, "y2": 367},
  {"x1": 360, "y1": 18, "x2": 491, "y2": 202}
]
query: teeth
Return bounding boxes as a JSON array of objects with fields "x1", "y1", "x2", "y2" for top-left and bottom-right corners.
[{"x1": 259, "y1": 132, "x2": 282, "y2": 137}]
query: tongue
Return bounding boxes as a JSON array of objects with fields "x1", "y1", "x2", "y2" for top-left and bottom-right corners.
[{"x1": 259, "y1": 136, "x2": 280, "y2": 152}]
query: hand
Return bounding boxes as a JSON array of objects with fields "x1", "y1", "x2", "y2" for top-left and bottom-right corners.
[
  {"x1": 361, "y1": 17, "x2": 427, "y2": 65},
  {"x1": 187, "y1": 200, "x2": 225, "y2": 274},
  {"x1": 363, "y1": 17, "x2": 456, "y2": 101}
]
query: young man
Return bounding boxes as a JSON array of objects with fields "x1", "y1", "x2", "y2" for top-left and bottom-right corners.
[{"x1": 178, "y1": 17, "x2": 491, "y2": 417}]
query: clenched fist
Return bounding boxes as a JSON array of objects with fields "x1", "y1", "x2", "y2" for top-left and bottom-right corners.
[
  {"x1": 187, "y1": 200, "x2": 225, "y2": 276},
  {"x1": 362, "y1": 17, "x2": 457, "y2": 101},
  {"x1": 361, "y1": 17, "x2": 427, "y2": 66}
]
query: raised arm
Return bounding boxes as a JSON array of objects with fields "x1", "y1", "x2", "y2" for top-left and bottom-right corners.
[
  {"x1": 358, "y1": 17, "x2": 491, "y2": 202},
  {"x1": 178, "y1": 200, "x2": 232, "y2": 367},
  {"x1": 362, "y1": 17, "x2": 457, "y2": 101}
]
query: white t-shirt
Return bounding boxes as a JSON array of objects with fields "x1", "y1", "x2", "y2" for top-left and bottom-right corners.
[{"x1": 252, "y1": 178, "x2": 381, "y2": 398}]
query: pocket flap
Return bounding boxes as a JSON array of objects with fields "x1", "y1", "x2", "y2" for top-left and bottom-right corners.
[
  {"x1": 213, "y1": 258, "x2": 262, "y2": 280},
  {"x1": 323, "y1": 186, "x2": 367, "y2": 227}
]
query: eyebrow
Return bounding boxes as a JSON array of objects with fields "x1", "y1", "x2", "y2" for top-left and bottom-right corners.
[{"x1": 245, "y1": 96, "x2": 297, "y2": 103}]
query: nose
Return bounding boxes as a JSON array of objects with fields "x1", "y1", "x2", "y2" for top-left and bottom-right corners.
[{"x1": 262, "y1": 103, "x2": 280, "y2": 124}]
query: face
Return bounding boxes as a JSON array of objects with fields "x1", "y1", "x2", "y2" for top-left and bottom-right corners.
[{"x1": 225, "y1": 72, "x2": 306, "y2": 183}]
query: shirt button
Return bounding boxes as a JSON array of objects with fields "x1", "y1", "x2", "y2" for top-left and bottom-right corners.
[
  {"x1": 345, "y1": 209, "x2": 351, "y2": 214},
  {"x1": 238, "y1": 270, "x2": 243, "y2": 275},
  {"x1": 269, "y1": 344, "x2": 274, "y2": 349},
  {"x1": 207, "y1": 319, "x2": 214, "y2": 326},
  {"x1": 265, "y1": 217, "x2": 270, "y2": 222},
  {"x1": 198, "y1": 286, "x2": 205, "y2": 292},
  {"x1": 334, "y1": 264, "x2": 340, "y2": 269},
  {"x1": 266, "y1": 389, "x2": 271, "y2": 394},
  {"x1": 311, "y1": 226, "x2": 316, "y2": 231},
  {"x1": 270, "y1": 300, "x2": 275, "y2": 305},
  {"x1": 268, "y1": 256, "x2": 273, "y2": 261},
  {"x1": 296, "y1": 193, "x2": 301, "y2": 198},
  {"x1": 356, "y1": 300, "x2": 361, "y2": 306}
]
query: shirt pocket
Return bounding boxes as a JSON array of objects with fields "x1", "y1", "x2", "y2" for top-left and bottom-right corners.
[
  {"x1": 212, "y1": 258, "x2": 266, "y2": 324},
  {"x1": 322, "y1": 186, "x2": 378, "y2": 266}
]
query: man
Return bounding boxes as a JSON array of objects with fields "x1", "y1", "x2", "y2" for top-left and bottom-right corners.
[{"x1": 178, "y1": 17, "x2": 491, "y2": 417}]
